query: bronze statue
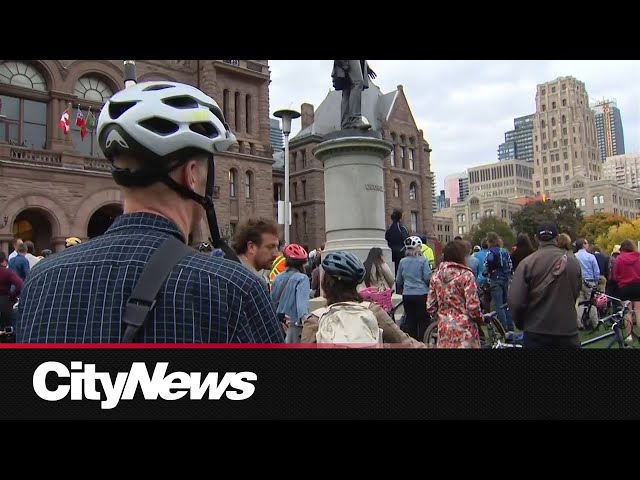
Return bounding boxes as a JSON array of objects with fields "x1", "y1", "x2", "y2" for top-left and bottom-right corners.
[{"x1": 331, "y1": 60, "x2": 377, "y2": 130}]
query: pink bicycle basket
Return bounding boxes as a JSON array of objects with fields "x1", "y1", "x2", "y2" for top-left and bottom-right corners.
[{"x1": 359, "y1": 287, "x2": 393, "y2": 312}]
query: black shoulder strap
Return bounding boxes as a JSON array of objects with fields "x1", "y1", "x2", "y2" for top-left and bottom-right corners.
[{"x1": 121, "y1": 236, "x2": 193, "y2": 343}]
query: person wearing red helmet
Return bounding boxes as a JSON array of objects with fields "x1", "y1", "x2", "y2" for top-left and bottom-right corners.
[{"x1": 270, "y1": 243, "x2": 311, "y2": 343}]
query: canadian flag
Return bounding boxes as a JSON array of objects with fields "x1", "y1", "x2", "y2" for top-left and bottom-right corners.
[
  {"x1": 76, "y1": 107, "x2": 87, "y2": 140},
  {"x1": 58, "y1": 107, "x2": 70, "y2": 135}
]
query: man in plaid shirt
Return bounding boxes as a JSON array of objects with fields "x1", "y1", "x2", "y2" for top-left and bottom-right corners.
[{"x1": 16, "y1": 81, "x2": 283, "y2": 343}]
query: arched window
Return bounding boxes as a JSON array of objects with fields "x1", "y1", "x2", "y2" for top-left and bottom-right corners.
[
  {"x1": 541, "y1": 120, "x2": 546, "y2": 128},
  {"x1": 409, "y1": 182, "x2": 417, "y2": 200},
  {"x1": 394, "y1": 179, "x2": 400, "y2": 198},
  {"x1": 561, "y1": 115, "x2": 566, "y2": 124},
  {"x1": 390, "y1": 132, "x2": 397, "y2": 167},
  {"x1": 223, "y1": 89, "x2": 230, "y2": 120},
  {"x1": 0, "y1": 61, "x2": 48, "y2": 148},
  {"x1": 551, "y1": 117, "x2": 556, "y2": 127},
  {"x1": 0, "y1": 61, "x2": 47, "y2": 91},
  {"x1": 72, "y1": 76, "x2": 114, "y2": 157},
  {"x1": 74, "y1": 76, "x2": 113, "y2": 103},
  {"x1": 245, "y1": 171, "x2": 252, "y2": 199},
  {"x1": 229, "y1": 168, "x2": 237, "y2": 197},
  {"x1": 245, "y1": 94, "x2": 251, "y2": 134},
  {"x1": 234, "y1": 92, "x2": 241, "y2": 132}
]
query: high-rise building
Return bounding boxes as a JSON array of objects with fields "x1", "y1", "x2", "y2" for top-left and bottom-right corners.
[
  {"x1": 436, "y1": 190, "x2": 450, "y2": 211},
  {"x1": 592, "y1": 99, "x2": 625, "y2": 162},
  {"x1": 444, "y1": 172, "x2": 469, "y2": 205},
  {"x1": 532, "y1": 76, "x2": 600, "y2": 197},
  {"x1": 498, "y1": 114, "x2": 534, "y2": 163},
  {"x1": 431, "y1": 171, "x2": 438, "y2": 213},
  {"x1": 603, "y1": 153, "x2": 640, "y2": 189},
  {"x1": 458, "y1": 176, "x2": 470, "y2": 203},
  {"x1": 468, "y1": 160, "x2": 534, "y2": 198},
  {"x1": 269, "y1": 117, "x2": 284, "y2": 152}
]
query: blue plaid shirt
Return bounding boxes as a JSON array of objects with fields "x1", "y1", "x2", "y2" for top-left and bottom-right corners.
[{"x1": 16, "y1": 213, "x2": 284, "y2": 343}]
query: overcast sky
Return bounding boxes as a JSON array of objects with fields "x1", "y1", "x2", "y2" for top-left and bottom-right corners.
[{"x1": 268, "y1": 60, "x2": 639, "y2": 191}]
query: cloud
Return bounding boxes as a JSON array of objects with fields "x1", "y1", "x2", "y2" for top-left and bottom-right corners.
[{"x1": 268, "y1": 60, "x2": 640, "y2": 191}]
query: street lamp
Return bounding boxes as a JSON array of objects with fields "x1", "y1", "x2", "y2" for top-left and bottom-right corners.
[
  {"x1": 123, "y1": 60, "x2": 137, "y2": 88},
  {"x1": 273, "y1": 108, "x2": 300, "y2": 246}
]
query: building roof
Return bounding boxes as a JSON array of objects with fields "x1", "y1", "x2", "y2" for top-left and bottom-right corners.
[{"x1": 290, "y1": 82, "x2": 398, "y2": 142}]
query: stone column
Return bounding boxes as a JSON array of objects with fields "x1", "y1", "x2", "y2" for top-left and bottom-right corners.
[{"x1": 312, "y1": 132, "x2": 393, "y2": 267}]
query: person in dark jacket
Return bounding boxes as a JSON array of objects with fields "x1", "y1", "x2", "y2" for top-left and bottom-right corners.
[
  {"x1": 0, "y1": 252, "x2": 23, "y2": 330},
  {"x1": 510, "y1": 233, "x2": 535, "y2": 272},
  {"x1": 385, "y1": 208, "x2": 409, "y2": 276},
  {"x1": 8, "y1": 243, "x2": 30, "y2": 281},
  {"x1": 507, "y1": 222, "x2": 582, "y2": 348}
]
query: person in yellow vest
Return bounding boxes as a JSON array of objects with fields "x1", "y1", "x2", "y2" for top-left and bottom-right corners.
[
  {"x1": 268, "y1": 253, "x2": 287, "y2": 292},
  {"x1": 419, "y1": 235, "x2": 435, "y2": 270}
]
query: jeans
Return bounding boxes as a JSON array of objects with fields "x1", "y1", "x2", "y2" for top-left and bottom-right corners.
[
  {"x1": 285, "y1": 325, "x2": 302, "y2": 344},
  {"x1": 490, "y1": 278, "x2": 514, "y2": 331}
]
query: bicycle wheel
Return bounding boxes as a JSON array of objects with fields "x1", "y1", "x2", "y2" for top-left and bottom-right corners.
[
  {"x1": 479, "y1": 317, "x2": 508, "y2": 348},
  {"x1": 423, "y1": 321, "x2": 438, "y2": 348}
]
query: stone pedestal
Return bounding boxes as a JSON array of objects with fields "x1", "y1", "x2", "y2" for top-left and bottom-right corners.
[{"x1": 312, "y1": 131, "x2": 393, "y2": 268}]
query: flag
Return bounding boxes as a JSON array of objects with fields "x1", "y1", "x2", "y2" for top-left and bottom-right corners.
[
  {"x1": 58, "y1": 108, "x2": 70, "y2": 135},
  {"x1": 76, "y1": 106, "x2": 87, "y2": 140},
  {"x1": 86, "y1": 110, "x2": 97, "y2": 132}
]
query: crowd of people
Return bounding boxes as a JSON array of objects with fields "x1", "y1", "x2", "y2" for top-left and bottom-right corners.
[{"x1": 2, "y1": 79, "x2": 639, "y2": 349}]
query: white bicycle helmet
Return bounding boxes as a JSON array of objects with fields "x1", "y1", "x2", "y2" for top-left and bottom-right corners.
[
  {"x1": 404, "y1": 235, "x2": 422, "y2": 249},
  {"x1": 97, "y1": 81, "x2": 236, "y2": 160}
]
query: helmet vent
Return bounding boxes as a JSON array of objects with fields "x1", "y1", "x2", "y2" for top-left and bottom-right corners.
[
  {"x1": 108, "y1": 101, "x2": 138, "y2": 119},
  {"x1": 190, "y1": 122, "x2": 219, "y2": 139},
  {"x1": 143, "y1": 84, "x2": 175, "y2": 92},
  {"x1": 162, "y1": 95, "x2": 199, "y2": 109},
  {"x1": 139, "y1": 117, "x2": 180, "y2": 136}
]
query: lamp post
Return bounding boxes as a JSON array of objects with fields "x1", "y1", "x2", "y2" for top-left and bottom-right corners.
[
  {"x1": 273, "y1": 108, "x2": 300, "y2": 246},
  {"x1": 123, "y1": 60, "x2": 137, "y2": 88}
]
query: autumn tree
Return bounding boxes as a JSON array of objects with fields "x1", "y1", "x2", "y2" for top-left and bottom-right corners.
[
  {"x1": 579, "y1": 213, "x2": 629, "y2": 242},
  {"x1": 595, "y1": 219, "x2": 640, "y2": 254},
  {"x1": 464, "y1": 216, "x2": 515, "y2": 250},
  {"x1": 511, "y1": 199, "x2": 584, "y2": 241}
]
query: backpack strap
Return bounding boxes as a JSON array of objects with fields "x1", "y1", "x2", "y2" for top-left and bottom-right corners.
[{"x1": 121, "y1": 236, "x2": 193, "y2": 343}]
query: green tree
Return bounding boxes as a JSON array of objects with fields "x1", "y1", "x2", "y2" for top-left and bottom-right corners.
[
  {"x1": 579, "y1": 213, "x2": 629, "y2": 242},
  {"x1": 511, "y1": 199, "x2": 584, "y2": 241},
  {"x1": 465, "y1": 216, "x2": 516, "y2": 250}
]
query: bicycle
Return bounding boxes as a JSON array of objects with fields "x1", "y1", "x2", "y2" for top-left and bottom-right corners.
[
  {"x1": 423, "y1": 304, "x2": 516, "y2": 349},
  {"x1": 578, "y1": 282, "x2": 610, "y2": 330},
  {"x1": 581, "y1": 299, "x2": 637, "y2": 348}
]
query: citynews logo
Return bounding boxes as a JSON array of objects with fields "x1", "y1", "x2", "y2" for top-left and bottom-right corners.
[{"x1": 33, "y1": 361, "x2": 257, "y2": 410}]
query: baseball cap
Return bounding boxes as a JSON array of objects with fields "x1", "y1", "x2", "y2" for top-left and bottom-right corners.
[{"x1": 537, "y1": 222, "x2": 558, "y2": 240}]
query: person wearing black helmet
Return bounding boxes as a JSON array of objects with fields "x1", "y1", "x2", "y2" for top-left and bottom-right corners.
[
  {"x1": 16, "y1": 81, "x2": 282, "y2": 344},
  {"x1": 301, "y1": 251, "x2": 424, "y2": 346}
]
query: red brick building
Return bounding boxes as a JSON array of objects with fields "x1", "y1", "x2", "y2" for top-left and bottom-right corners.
[
  {"x1": 273, "y1": 83, "x2": 435, "y2": 250},
  {"x1": 0, "y1": 60, "x2": 274, "y2": 254}
]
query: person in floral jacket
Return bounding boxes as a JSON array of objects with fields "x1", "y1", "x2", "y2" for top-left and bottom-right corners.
[{"x1": 427, "y1": 240, "x2": 484, "y2": 348}]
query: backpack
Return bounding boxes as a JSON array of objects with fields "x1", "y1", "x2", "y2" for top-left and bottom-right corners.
[
  {"x1": 486, "y1": 247, "x2": 513, "y2": 277},
  {"x1": 312, "y1": 301, "x2": 381, "y2": 345}
]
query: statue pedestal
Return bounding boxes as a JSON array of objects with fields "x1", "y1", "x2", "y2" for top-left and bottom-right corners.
[{"x1": 313, "y1": 132, "x2": 394, "y2": 271}]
